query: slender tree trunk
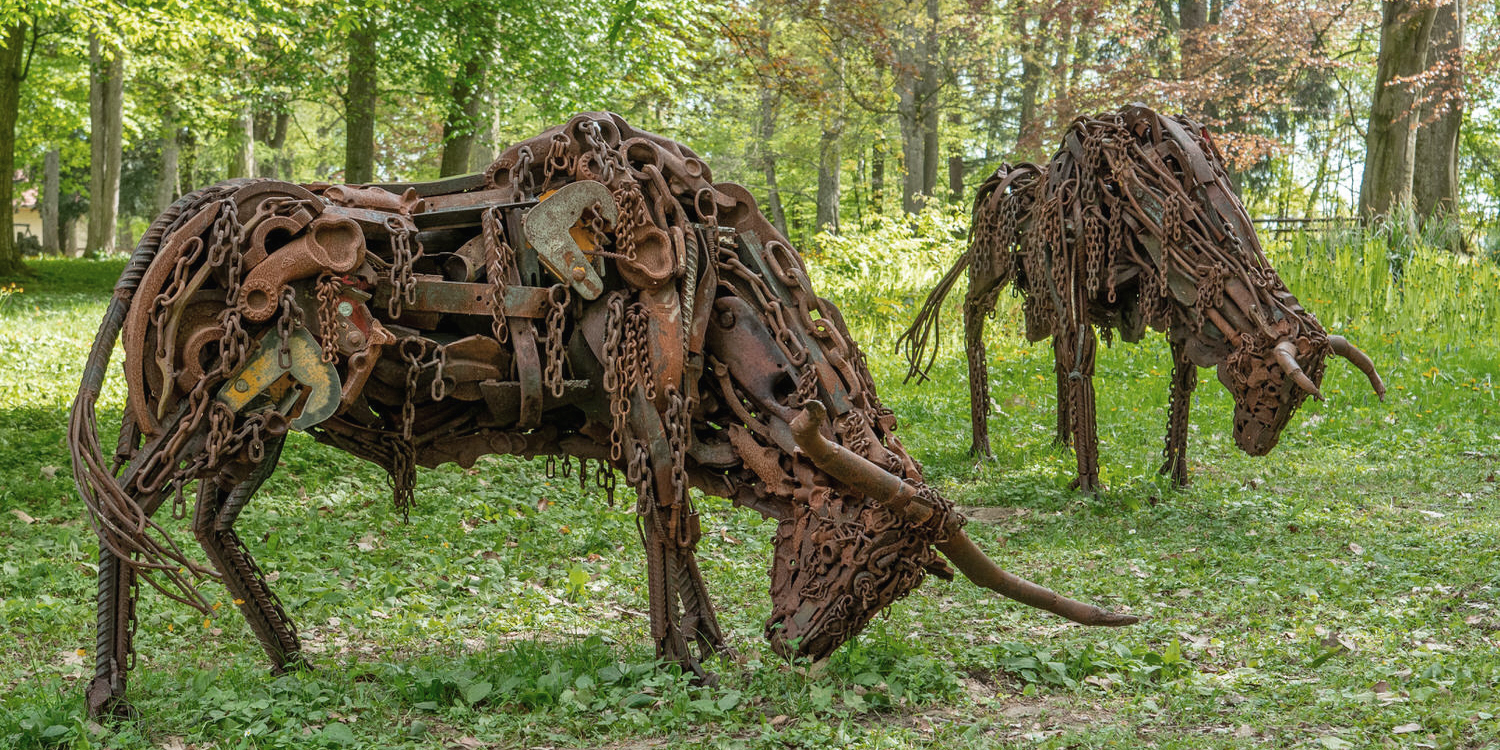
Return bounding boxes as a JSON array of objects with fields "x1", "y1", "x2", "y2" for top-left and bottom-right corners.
[
  {"x1": 345, "y1": 19, "x2": 378, "y2": 184},
  {"x1": 870, "y1": 135, "x2": 885, "y2": 214},
  {"x1": 815, "y1": 129, "x2": 841, "y2": 234},
  {"x1": 227, "y1": 101, "x2": 255, "y2": 179},
  {"x1": 1412, "y1": 0, "x2": 1464, "y2": 233},
  {"x1": 88, "y1": 35, "x2": 125, "y2": 258},
  {"x1": 43, "y1": 148, "x2": 60, "y2": 254},
  {"x1": 1360, "y1": 0, "x2": 1438, "y2": 222},
  {"x1": 815, "y1": 39, "x2": 845, "y2": 234},
  {"x1": 756, "y1": 5, "x2": 787, "y2": 237},
  {"x1": 758, "y1": 86, "x2": 788, "y2": 238},
  {"x1": 62, "y1": 215, "x2": 79, "y2": 256},
  {"x1": 156, "y1": 106, "x2": 179, "y2": 215},
  {"x1": 895, "y1": 13, "x2": 931, "y2": 213},
  {"x1": 1016, "y1": 14, "x2": 1048, "y2": 159},
  {"x1": 0, "y1": 21, "x2": 27, "y2": 275},
  {"x1": 440, "y1": 49, "x2": 488, "y2": 177},
  {"x1": 918, "y1": 0, "x2": 940, "y2": 198}
]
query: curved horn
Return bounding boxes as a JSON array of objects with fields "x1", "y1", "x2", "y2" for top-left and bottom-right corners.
[
  {"x1": 790, "y1": 400, "x2": 1138, "y2": 627},
  {"x1": 1274, "y1": 341, "x2": 1323, "y2": 401},
  {"x1": 1328, "y1": 335, "x2": 1386, "y2": 401}
]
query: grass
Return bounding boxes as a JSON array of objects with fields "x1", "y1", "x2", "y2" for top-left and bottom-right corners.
[{"x1": 1, "y1": 230, "x2": 1497, "y2": 749}]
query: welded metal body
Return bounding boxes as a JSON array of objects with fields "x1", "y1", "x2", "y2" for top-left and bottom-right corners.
[
  {"x1": 901, "y1": 105, "x2": 1385, "y2": 491},
  {"x1": 72, "y1": 113, "x2": 1135, "y2": 719}
]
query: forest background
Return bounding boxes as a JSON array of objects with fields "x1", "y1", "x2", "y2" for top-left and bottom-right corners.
[{"x1": 0, "y1": 0, "x2": 1496, "y2": 272}]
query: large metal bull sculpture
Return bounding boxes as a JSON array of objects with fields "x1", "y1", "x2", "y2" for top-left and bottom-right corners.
[
  {"x1": 71, "y1": 112, "x2": 1136, "y2": 719},
  {"x1": 900, "y1": 105, "x2": 1385, "y2": 491}
]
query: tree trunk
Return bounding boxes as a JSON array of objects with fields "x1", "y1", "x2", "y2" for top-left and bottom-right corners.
[
  {"x1": 156, "y1": 106, "x2": 179, "y2": 215},
  {"x1": 756, "y1": 5, "x2": 788, "y2": 237},
  {"x1": 918, "y1": 0, "x2": 940, "y2": 199},
  {"x1": 870, "y1": 135, "x2": 885, "y2": 214},
  {"x1": 895, "y1": 20, "x2": 927, "y2": 212},
  {"x1": 815, "y1": 128, "x2": 841, "y2": 234},
  {"x1": 468, "y1": 91, "x2": 500, "y2": 173},
  {"x1": 757, "y1": 86, "x2": 788, "y2": 238},
  {"x1": 440, "y1": 49, "x2": 488, "y2": 177},
  {"x1": 62, "y1": 215, "x2": 79, "y2": 257},
  {"x1": 1015, "y1": 14, "x2": 1047, "y2": 157},
  {"x1": 1412, "y1": 0, "x2": 1464, "y2": 230},
  {"x1": 0, "y1": 21, "x2": 26, "y2": 275},
  {"x1": 814, "y1": 38, "x2": 846, "y2": 234},
  {"x1": 88, "y1": 36, "x2": 125, "y2": 258},
  {"x1": 227, "y1": 102, "x2": 255, "y2": 179},
  {"x1": 43, "y1": 148, "x2": 60, "y2": 254},
  {"x1": 345, "y1": 19, "x2": 378, "y2": 184},
  {"x1": 1359, "y1": 0, "x2": 1438, "y2": 222}
]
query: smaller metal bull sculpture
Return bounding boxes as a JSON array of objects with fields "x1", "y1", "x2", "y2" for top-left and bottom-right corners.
[
  {"x1": 71, "y1": 112, "x2": 1135, "y2": 719},
  {"x1": 900, "y1": 105, "x2": 1384, "y2": 491}
]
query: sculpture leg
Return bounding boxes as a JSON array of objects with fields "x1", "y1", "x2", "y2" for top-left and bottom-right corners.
[
  {"x1": 963, "y1": 276, "x2": 1003, "y2": 458},
  {"x1": 1061, "y1": 326, "x2": 1101, "y2": 493},
  {"x1": 1159, "y1": 338, "x2": 1197, "y2": 488},
  {"x1": 192, "y1": 437, "x2": 306, "y2": 673},
  {"x1": 87, "y1": 543, "x2": 140, "y2": 719},
  {"x1": 642, "y1": 508, "x2": 732, "y2": 680},
  {"x1": 1052, "y1": 339, "x2": 1072, "y2": 447}
]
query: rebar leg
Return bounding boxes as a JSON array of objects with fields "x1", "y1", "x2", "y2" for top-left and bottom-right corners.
[
  {"x1": 1059, "y1": 327, "x2": 1101, "y2": 493},
  {"x1": 1052, "y1": 339, "x2": 1072, "y2": 446},
  {"x1": 87, "y1": 544, "x2": 139, "y2": 719},
  {"x1": 192, "y1": 437, "x2": 305, "y2": 673},
  {"x1": 1159, "y1": 338, "x2": 1197, "y2": 488},
  {"x1": 641, "y1": 506, "x2": 732, "y2": 682},
  {"x1": 963, "y1": 277, "x2": 1003, "y2": 458}
]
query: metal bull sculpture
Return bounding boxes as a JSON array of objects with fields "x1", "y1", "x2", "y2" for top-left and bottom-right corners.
[
  {"x1": 900, "y1": 105, "x2": 1385, "y2": 491},
  {"x1": 71, "y1": 112, "x2": 1136, "y2": 719}
]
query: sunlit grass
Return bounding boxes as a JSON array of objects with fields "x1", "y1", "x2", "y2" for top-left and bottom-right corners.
[{"x1": 2, "y1": 234, "x2": 1498, "y2": 749}]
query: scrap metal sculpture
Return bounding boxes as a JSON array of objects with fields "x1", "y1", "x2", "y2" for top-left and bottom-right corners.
[
  {"x1": 71, "y1": 112, "x2": 1136, "y2": 719},
  {"x1": 900, "y1": 105, "x2": 1385, "y2": 491}
]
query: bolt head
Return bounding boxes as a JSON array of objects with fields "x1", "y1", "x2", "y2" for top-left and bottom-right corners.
[
  {"x1": 234, "y1": 379, "x2": 250, "y2": 393},
  {"x1": 571, "y1": 266, "x2": 587, "y2": 281},
  {"x1": 337, "y1": 301, "x2": 354, "y2": 317},
  {"x1": 718, "y1": 310, "x2": 736, "y2": 328}
]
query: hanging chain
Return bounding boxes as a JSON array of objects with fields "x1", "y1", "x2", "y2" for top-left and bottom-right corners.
[
  {"x1": 314, "y1": 274, "x2": 342, "y2": 363},
  {"x1": 544, "y1": 284, "x2": 571, "y2": 397}
]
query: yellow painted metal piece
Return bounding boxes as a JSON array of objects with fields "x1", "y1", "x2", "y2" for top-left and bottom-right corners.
[{"x1": 217, "y1": 327, "x2": 343, "y2": 430}]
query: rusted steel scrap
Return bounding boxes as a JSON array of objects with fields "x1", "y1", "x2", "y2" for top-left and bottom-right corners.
[
  {"x1": 70, "y1": 112, "x2": 1137, "y2": 718},
  {"x1": 900, "y1": 104, "x2": 1386, "y2": 491}
]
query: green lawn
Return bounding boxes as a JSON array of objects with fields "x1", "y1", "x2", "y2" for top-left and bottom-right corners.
[{"x1": 2, "y1": 247, "x2": 1497, "y2": 750}]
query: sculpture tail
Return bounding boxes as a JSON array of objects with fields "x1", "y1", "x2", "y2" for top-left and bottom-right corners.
[
  {"x1": 896, "y1": 250, "x2": 973, "y2": 384},
  {"x1": 69, "y1": 182, "x2": 254, "y2": 613}
]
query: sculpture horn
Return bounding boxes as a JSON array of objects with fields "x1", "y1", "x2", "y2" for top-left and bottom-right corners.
[
  {"x1": 790, "y1": 400, "x2": 1138, "y2": 628},
  {"x1": 1274, "y1": 341, "x2": 1323, "y2": 401},
  {"x1": 1327, "y1": 335, "x2": 1386, "y2": 401}
]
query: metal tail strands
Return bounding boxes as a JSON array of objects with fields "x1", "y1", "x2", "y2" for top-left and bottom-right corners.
[
  {"x1": 72, "y1": 112, "x2": 1135, "y2": 720},
  {"x1": 900, "y1": 104, "x2": 1386, "y2": 491}
]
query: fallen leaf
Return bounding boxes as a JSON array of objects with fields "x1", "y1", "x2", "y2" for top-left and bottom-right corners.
[
  {"x1": 1348, "y1": 542, "x2": 1364, "y2": 555},
  {"x1": 40, "y1": 465, "x2": 59, "y2": 479},
  {"x1": 1234, "y1": 725, "x2": 1255, "y2": 738},
  {"x1": 1392, "y1": 723, "x2": 1421, "y2": 734},
  {"x1": 10, "y1": 509, "x2": 36, "y2": 524}
]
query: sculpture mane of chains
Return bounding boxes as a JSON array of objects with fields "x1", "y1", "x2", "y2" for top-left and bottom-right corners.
[
  {"x1": 900, "y1": 104, "x2": 1386, "y2": 491},
  {"x1": 71, "y1": 112, "x2": 1137, "y2": 719}
]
